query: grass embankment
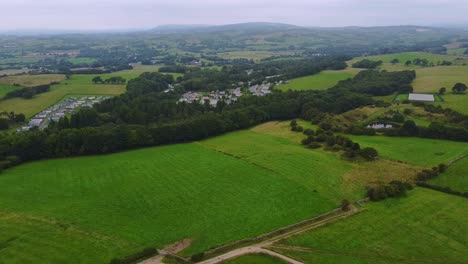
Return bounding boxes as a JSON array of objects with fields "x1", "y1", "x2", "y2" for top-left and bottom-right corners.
[
  {"x1": 276, "y1": 188, "x2": 468, "y2": 264},
  {"x1": 222, "y1": 254, "x2": 286, "y2": 264},
  {"x1": 429, "y1": 156, "x2": 468, "y2": 193},
  {"x1": 277, "y1": 69, "x2": 359, "y2": 91}
]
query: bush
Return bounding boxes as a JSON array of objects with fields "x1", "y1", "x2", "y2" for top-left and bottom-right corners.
[
  {"x1": 191, "y1": 253, "x2": 205, "y2": 262},
  {"x1": 367, "y1": 181, "x2": 411, "y2": 201},
  {"x1": 341, "y1": 199, "x2": 351, "y2": 211},
  {"x1": 359, "y1": 147, "x2": 378, "y2": 161},
  {"x1": 303, "y1": 129, "x2": 315, "y2": 136},
  {"x1": 307, "y1": 142, "x2": 322, "y2": 149}
]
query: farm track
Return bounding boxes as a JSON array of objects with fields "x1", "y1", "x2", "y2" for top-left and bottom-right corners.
[{"x1": 149, "y1": 206, "x2": 360, "y2": 264}]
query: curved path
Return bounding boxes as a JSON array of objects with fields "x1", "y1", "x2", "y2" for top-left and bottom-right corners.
[{"x1": 197, "y1": 247, "x2": 303, "y2": 264}]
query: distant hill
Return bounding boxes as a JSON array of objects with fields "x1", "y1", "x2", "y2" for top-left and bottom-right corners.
[{"x1": 151, "y1": 22, "x2": 299, "y2": 33}]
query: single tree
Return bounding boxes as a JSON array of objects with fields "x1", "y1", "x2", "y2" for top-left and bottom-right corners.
[
  {"x1": 405, "y1": 60, "x2": 412, "y2": 66},
  {"x1": 391, "y1": 58, "x2": 399, "y2": 64},
  {"x1": 439, "y1": 87, "x2": 446, "y2": 95},
  {"x1": 452, "y1": 83, "x2": 467, "y2": 94},
  {"x1": 92, "y1": 76, "x2": 103, "y2": 84}
]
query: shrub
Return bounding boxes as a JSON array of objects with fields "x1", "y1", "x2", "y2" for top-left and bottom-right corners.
[
  {"x1": 303, "y1": 129, "x2": 315, "y2": 136},
  {"x1": 191, "y1": 253, "x2": 205, "y2": 262},
  {"x1": 341, "y1": 199, "x2": 351, "y2": 211},
  {"x1": 307, "y1": 142, "x2": 322, "y2": 149}
]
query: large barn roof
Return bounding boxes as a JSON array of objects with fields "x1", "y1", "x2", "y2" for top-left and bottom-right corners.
[{"x1": 408, "y1": 93, "x2": 435, "y2": 102}]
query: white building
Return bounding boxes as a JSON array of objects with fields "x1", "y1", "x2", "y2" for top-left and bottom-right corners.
[{"x1": 408, "y1": 93, "x2": 435, "y2": 102}]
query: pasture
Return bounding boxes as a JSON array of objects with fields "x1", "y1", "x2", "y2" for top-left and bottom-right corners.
[
  {"x1": 0, "y1": 84, "x2": 21, "y2": 98},
  {"x1": 436, "y1": 93, "x2": 468, "y2": 115},
  {"x1": 429, "y1": 157, "x2": 468, "y2": 193},
  {"x1": 0, "y1": 127, "x2": 360, "y2": 263},
  {"x1": 277, "y1": 188, "x2": 468, "y2": 264},
  {"x1": 276, "y1": 69, "x2": 359, "y2": 91},
  {"x1": 412, "y1": 66, "x2": 468, "y2": 93},
  {"x1": 347, "y1": 135, "x2": 468, "y2": 166},
  {"x1": 0, "y1": 74, "x2": 66, "y2": 87}
]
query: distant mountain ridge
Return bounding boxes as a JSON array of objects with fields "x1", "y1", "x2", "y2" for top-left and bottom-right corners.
[{"x1": 151, "y1": 22, "x2": 300, "y2": 33}]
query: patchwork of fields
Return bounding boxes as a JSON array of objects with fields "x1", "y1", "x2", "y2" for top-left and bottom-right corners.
[
  {"x1": 0, "y1": 127, "x2": 359, "y2": 263},
  {"x1": 274, "y1": 188, "x2": 468, "y2": 264},
  {"x1": 0, "y1": 67, "x2": 181, "y2": 118}
]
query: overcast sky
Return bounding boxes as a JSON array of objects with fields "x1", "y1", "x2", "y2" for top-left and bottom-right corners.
[{"x1": 2, "y1": 0, "x2": 468, "y2": 31}]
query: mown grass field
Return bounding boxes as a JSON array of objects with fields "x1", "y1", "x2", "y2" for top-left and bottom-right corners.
[
  {"x1": 348, "y1": 135, "x2": 468, "y2": 166},
  {"x1": 0, "y1": 74, "x2": 66, "y2": 87},
  {"x1": 0, "y1": 126, "x2": 362, "y2": 263},
  {"x1": 277, "y1": 188, "x2": 468, "y2": 264},
  {"x1": 276, "y1": 69, "x2": 360, "y2": 91},
  {"x1": 0, "y1": 69, "x2": 180, "y2": 118},
  {"x1": 429, "y1": 157, "x2": 468, "y2": 193},
  {"x1": 222, "y1": 254, "x2": 286, "y2": 264}
]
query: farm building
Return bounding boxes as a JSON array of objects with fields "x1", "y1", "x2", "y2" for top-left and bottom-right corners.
[{"x1": 409, "y1": 93, "x2": 435, "y2": 102}]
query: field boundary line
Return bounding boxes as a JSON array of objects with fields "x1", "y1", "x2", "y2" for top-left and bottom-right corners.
[{"x1": 268, "y1": 244, "x2": 453, "y2": 264}]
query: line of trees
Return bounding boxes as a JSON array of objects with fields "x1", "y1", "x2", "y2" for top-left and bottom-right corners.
[
  {"x1": 92, "y1": 76, "x2": 127, "y2": 84},
  {"x1": 332, "y1": 70, "x2": 416, "y2": 96},
  {"x1": 0, "y1": 65, "x2": 377, "y2": 171},
  {"x1": 352, "y1": 59, "x2": 382, "y2": 69},
  {"x1": 4, "y1": 84, "x2": 51, "y2": 99}
]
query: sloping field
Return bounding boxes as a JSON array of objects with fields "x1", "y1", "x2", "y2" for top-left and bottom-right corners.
[
  {"x1": 347, "y1": 135, "x2": 468, "y2": 166},
  {"x1": 429, "y1": 156, "x2": 468, "y2": 193},
  {"x1": 0, "y1": 129, "x2": 356, "y2": 263},
  {"x1": 0, "y1": 211, "x2": 138, "y2": 264},
  {"x1": 0, "y1": 84, "x2": 21, "y2": 98},
  {"x1": 277, "y1": 69, "x2": 359, "y2": 91},
  {"x1": 412, "y1": 66, "x2": 468, "y2": 93},
  {"x1": 276, "y1": 188, "x2": 468, "y2": 264},
  {"x1": 436, "y1": 93, "x2": 468, "y2": 115}
]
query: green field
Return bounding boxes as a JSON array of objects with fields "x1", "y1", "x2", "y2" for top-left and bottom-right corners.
[
  {"x1": 0, "y1": 84, "x2": 21, "y2": 98},
  {"x1": 347, "y1": 135, "x2": 468, "y2": 166},
  {"x1": 222, "y1": 254, "x2": 286, "y2": 264},
  {"x1": 277, "y1": 69, "x2": 359, "y2": 91},
  {"x1": 429, "y1": 157, "x2": 468, "y2": 193},
  {"x1": 0, "y1": 127, "x2": 362, "y2": 263},
  {"x1": 412, "y1": 66, "x2": 468, "y2": 93},
  {"x1": 436, "y1": 93, "x2": 468, "y2": 114},
  {"x1": 0, "y1": 74, "x2": 66, "y2": 87},
  {"x1": 277, "y1": 188, "x2": 468, "y2": 264},
  {"x1": 351, "y1": 52, "x2": 466, "y2": 65},
  {"x1": 68, "y1": 57, "x2": 97, "y2": 65}
]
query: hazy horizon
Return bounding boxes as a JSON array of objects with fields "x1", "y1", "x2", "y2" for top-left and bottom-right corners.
[{"x1": 2, "y1": 0, "x2": 468, "y2": 32}]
